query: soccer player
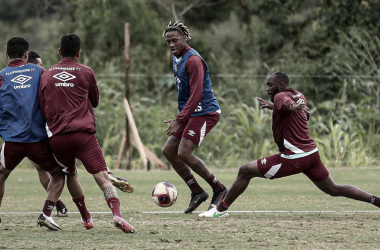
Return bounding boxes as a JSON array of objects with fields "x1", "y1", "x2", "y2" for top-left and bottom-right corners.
[
  {"x1": 27, "y1": 51, "x2": 135, "y2": 194},
  {"x1": 27, "y1": 51, "x2": 43, "y2": 66},
  {"x1": 39, "y1": 34, "x2": 136, "y2": 233},
  {"x1": 200, "y1": 72, "x2": 380, "y2": 218},
  {"x1": 0, "y1": 37, "x2": 64, "y2": 230},
  {"x1": 162, "y1": 21, "x2": 228, "y2": 214},
  {"x1": 27, "y1": 51, "x2": 69, "y2": 217}
]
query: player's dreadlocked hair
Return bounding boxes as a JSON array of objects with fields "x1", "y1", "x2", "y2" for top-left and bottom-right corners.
[
  {"x1": 163, "y1": 20, "x2": 191, "y2": 40},
  {"x1": 270, "y1": 72, "x2": 289, "y2": 85}
]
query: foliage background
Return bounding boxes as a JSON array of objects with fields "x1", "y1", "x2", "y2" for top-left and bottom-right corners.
[{"x1": 0, "y1": 0, "x2": 378, "y2": 169}]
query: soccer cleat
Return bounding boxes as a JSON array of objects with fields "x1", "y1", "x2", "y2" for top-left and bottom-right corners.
[
  {"x1": 208, "y1": 186, "x2": 228, "y2": 210},
  {"x1": 113, "y1": 216, "x2": 136, "y2": 234},
  {"x1": 184, "y1": 190, "x2": 209, "y2": 214},
  {"x1": 56, "y1": 200, "x2": 68, "y2": 217},
  {"x1": 108, "y1": 172, "x2": 134, "y2": 193},
  {"x1": 81, "y1": 216, "x2": 94, "y2": 230},
  {"x1": 199, "y1": 205, "x2": 229, "y2": 218},
  {"x1": 37, "y1": 213, "x2": 62, "y2": 231}
]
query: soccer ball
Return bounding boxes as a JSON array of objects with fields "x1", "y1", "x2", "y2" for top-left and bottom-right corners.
[{"x1": 152, "y1": 182, "x2": 178, "y2": 207}]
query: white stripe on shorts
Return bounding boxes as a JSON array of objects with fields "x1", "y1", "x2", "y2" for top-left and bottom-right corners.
[
  {"x1": 264, "y1": 163, "x2": 282, "y2": 179},
  {"x1": 52, "y1": 154, "x2": 71, "y2": 173},
  {"x1": 198, "y1": 121, "x2": 207, "y2": 146},
  {"x1": 0, "y1": 142, "x2": 5, "y2": 169}
]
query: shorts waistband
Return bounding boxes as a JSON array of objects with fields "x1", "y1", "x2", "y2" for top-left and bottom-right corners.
[{"x1": 280, "y1": 147, "x2": 318, "y2": 159}]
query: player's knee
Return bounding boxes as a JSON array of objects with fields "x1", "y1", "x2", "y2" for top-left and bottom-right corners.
[
  {"x1": 238, "y1": 164, "x2": 252, "y2": 178},
  {"x1": 322, "y1": 184, "x2": 341, "y2": 197},
  {"x1": 0, "y1": 168, "x2": 11, "y2": 180},
  {"x1": 48, "y1": 167, "x2": 63, "y2": 177},
  {"x1": 162, "y1": 145, "x2": 174, "y2": 159},
  {"x1": 177, "y1": 149, "x2": 189, "y2": 162}
]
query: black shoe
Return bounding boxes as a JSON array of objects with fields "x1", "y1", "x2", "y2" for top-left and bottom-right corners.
[
  {"x1": 208, "y1": 186, "x2": 228, "y2": 210},
  {"x1": 56, "y1": 199, "x2": 68, "y2": 217},
  {"x1": 184, "y1": 191, "x2": 209, "y2": 214}
]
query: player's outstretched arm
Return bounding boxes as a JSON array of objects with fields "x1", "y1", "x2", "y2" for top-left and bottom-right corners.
[
  {"x1": 256, "y1": 97, "x2": 274, "y2": 110},
  {"x1": 289, "y1": 102, "x2": 310, "y2": 114}
]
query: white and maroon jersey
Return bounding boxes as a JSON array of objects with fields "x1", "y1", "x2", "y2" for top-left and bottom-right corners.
[{"x1": 272, "y1": 88, "x2": 316, "y2": 155}]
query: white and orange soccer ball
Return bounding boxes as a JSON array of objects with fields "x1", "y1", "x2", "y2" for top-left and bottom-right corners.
[{"x1": 152, "y1": 182, "x2": 178, "y2": 207}]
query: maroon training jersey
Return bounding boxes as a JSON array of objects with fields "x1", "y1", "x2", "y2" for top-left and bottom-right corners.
[
  {"x1": 272, "y1": 88, "x2": 316, "y2": 155},
  {"x1": 39, "y1": 58, "x2": 99, "y2": 136}
]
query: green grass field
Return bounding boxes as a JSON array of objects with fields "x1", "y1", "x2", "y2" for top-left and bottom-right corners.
[{"x1": 1, "y1": 168, "x2": 380, "y2": 249}]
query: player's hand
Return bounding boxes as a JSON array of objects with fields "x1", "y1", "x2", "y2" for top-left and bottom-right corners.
[
  {"x1": 165, "y1": 119, "x2": 180, "y2": 136},
  {"x1": 256, "y1": 97, "x2": 274, "y2": 110},
  {"x1": 290, "y1": 102, "x2": 310, "y2": 114}
]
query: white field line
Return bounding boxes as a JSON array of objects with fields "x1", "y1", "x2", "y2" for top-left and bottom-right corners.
[
  {"x1": 140, "y1": 210, "x2": 380, "y2": 214},
  {"x1": 2, "y1": 210, "x2": 380, "y2": 215}
]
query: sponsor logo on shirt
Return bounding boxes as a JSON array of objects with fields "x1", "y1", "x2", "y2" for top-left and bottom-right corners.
[
  {"x1": 11, "y1": 75, "x2": 32, "y2": 89},
  {"x1": 53, "y1": 71, "x2": 76, "y2": 87}
]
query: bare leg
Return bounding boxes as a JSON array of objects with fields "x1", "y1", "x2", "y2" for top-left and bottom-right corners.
[
  {"x1": 223, "y1": 160, "x2": 264, "y2": 206},
  {"x1": 45, "y1": 167, "x2": 65, "y2": 203},
  {"x1": 177, "y1": 138, "x2": 213, "y2": 179},
  {"x1": 0, "y1": 165, "x2": 11, "y2": 210},
  {"x1": 93, "y1": 171, "x2": 115, "y2": 192},
  {"x1": 162, "y1": 136, "x2": 194, "y2": 180},
  {"x1": 313, "y1": 175, "x2": 373, "y2": 203},
  {"x1": 35, "y1": 164, "x2": 51, "y2": 191},
  {"x1": 93, "y1": 171, "x2": 136, "y2": 233},
  {"x1": 66, "y1": 170, "x2": 84, "y2": 199}
]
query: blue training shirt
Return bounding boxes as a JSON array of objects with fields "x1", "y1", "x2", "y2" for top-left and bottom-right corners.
[
  {"x1": 173, "y1": 48, "x2": 220, "y2": 117},
  {"x1": 0, "y1": 63, "x2": 47, "y2": 142}
]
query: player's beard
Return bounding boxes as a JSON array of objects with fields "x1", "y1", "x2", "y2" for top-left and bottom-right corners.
[{"x1": 270, "y1": 87, "x2": 279, "y2": 102}]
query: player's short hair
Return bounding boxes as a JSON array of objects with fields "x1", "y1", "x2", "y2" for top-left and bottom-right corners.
[
  {"x1": 163, "y1": 20, "x2": 191, "y2": 40},
  {"x1": 270, "y1": 72, "x2": 289, "y2": 84},
  {"x1": 7, "y1": 37, "x2": 29, "y2": 59},
  {"x1": 60, "y1": 34, "x2": 80, "y2": 58},
  {"x1": 27, "y1": 51, "x2": 41, "y2": 64}
]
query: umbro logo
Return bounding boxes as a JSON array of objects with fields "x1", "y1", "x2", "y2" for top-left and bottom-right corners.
[
  {"x1": 261, "y1": 158, "x2": 267, "y2": 165},
  {"x1": 11, "y1": 75, "x2": 32, "y2": 89},
  {"x1": 11, "y1": 74, "x2": 32, "y2": 84},
  {"x1": 187, "y1": 179, "x2": 195, "y2": 185},
  {"x1": 188, "y1": 130, "x2": 195, "y2": 137},
  {"x1": 53, "y1": 71, "x2": 76, "y2": 87},
  {"x1": 53, "y1": 71, "x2": 76, "y2": 82}
]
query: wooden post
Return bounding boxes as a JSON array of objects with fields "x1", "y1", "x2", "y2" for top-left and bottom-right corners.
[
  {"x1": 124, "y1": 23, "x2": 131, "y2": 170},
  {"x1": 123, "y1": 98, "x2": 148, "y2": 170}
]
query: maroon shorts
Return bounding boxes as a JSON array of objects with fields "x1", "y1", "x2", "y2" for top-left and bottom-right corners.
[
  {"x1": 0, "y1": 139, "x2": 58, "y2": 172},
  {"x1": 49, "y1": 132, "x2": 107, "y2": 174},
  {"x1": 173, "y1": 111, "x2": 220, "y2": 146},
  {"x1": 257, "y1": 150, "x2": 329, "y2": 182}
]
